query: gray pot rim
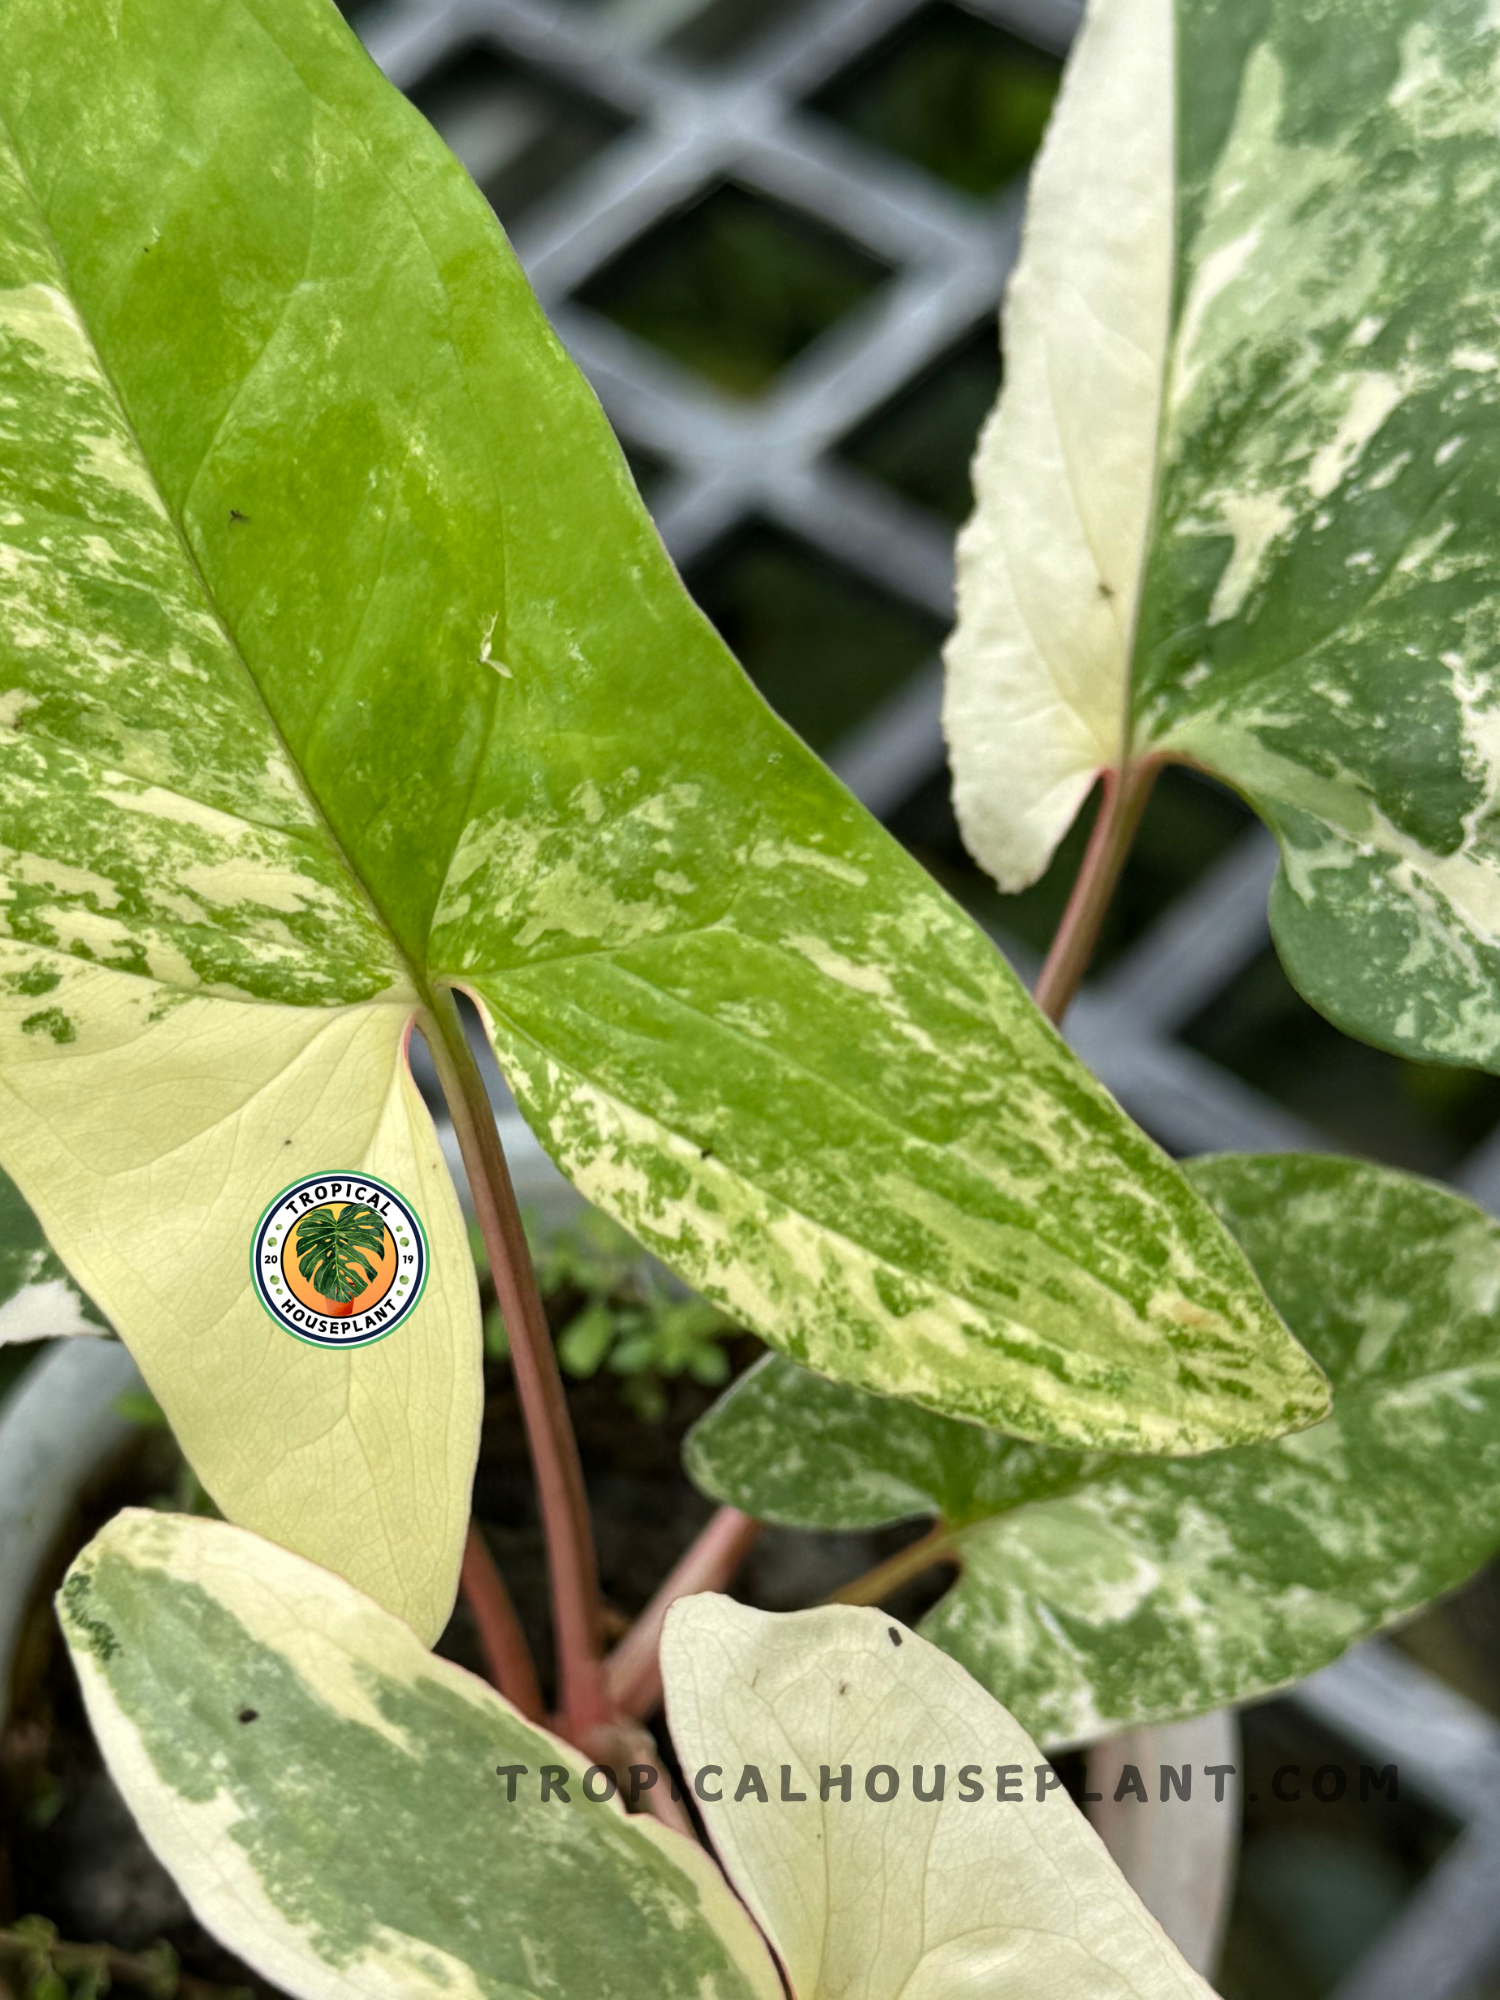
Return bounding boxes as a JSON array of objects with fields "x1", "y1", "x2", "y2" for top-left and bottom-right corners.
[{"x1": 0, "y1": 1335, "x2": 144, "y2": 1711}]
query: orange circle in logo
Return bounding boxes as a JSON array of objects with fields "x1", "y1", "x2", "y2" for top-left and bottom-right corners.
[{"x1": 279, "y1": 1202, "x2": 399, "y2": 1320}]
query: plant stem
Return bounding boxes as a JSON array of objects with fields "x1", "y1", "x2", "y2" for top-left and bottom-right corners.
[
  {"x1": 462, "y1": 1522, "x2": 546, "y2": 1724},
  {"x1": 607, "y1": 1507, "x2": 764, "y2": 1719},
  {"x1": 826, "y1": 1524, "x2": 959, "y2": 1607},
  {"x1": 1031, "y1": 758, "x2": 1161, "y2": 1026},
  {"x1": 639, "y1": 1769, "x2": 700, "y2": 1843},
  {"x1": 424, "y1": 993, "x2": 610, "y2": 1736}
]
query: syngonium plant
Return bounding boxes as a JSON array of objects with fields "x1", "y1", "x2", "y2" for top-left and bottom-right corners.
[
  {"x1": 8, "y1": 0, "x2": 1500, "y2": 1991},
  {"x1": 0, "y1": 0, "x2": 1328, "y2": 1663}
]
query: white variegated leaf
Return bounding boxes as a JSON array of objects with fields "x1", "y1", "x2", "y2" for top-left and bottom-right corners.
[
  {"x1": 686, "y1": 1154, "x2": 1500, "y2": 1745},
  {"x1": 59, "y1": 1510, "x2": 782, "y2": 2000},
  {"x1": 947, "y1": 0, "x2": 1500, "y2": 1065},
  {"x1": 0, "y1": 1158, "x2": 105, "y2": 1344},
  {"x1": 661, "y1": 1596, "x2": 1213, "y2": 2000}
]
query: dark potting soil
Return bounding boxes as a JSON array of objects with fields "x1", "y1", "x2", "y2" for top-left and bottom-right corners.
[{"x1": 0, "y1": 1331, "x2": 937, "y2": 1997}]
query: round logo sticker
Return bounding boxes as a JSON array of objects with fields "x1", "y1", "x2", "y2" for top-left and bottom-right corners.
[{"x1": 250, "y1": 1172, "x2": 428, "y2": 1348}]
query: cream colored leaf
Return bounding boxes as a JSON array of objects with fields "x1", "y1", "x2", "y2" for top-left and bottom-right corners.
[
  {"x1": 944, "y1": 0, "x2": 1172, "y2": 892},
  {"x1": 661, "y1": 1594, "x2": 1213, "y2": 2000},
  {"x1": 3, "y1": 968, "x2": 478, "y2": 1642}
]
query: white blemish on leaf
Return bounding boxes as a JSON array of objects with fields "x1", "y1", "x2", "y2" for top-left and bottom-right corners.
[
  {"x1": 4, "y1": 850, "x2": 121, "y2": 905},
  {"x1": 749, "y1": 839, "x2": 867, "y2": 887},
  {"x1": 1306, "y1": 372, "x2": 1405, "y2": 499},
  {"x1": 571, "y1": 781, "x2": 604, "y2": 826},
  {"x1": 0, "y1": 689, "x2": 39, "y2": 732},
  {"x1": 178, "y1": 859, "x2": 325, "y2": 916},
  {"x1": 1173, "y1": 224, "x2": 1263, "y2": 410},
  {"x1": 0, "y1": 1274, "x2": 97, "y2": 1343},
  {"x1": 510, "y1": 859, "x2": 674, "y2": 952},
  {"x1": 1207, "y1": 492, "x2": 1296, "y2": 624},
  {"x1": 477, "y1": 613, "x2": 511, "y2": 678},
  {"x1": 782, "y1": 935, "x2": 894, "y2": 999}
]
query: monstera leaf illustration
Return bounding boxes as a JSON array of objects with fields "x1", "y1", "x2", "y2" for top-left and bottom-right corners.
[{"x1": 294, "y1": 1204, "x2": 387, "y2": 1308}]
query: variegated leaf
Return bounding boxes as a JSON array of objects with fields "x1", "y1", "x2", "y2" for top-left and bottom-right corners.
[
  {"x1": 946, "y1": 0, "x2": 1500, "y2": 1065},
  {"x1": 0, "y1": 1159, "x2": 104, "y2": 1344},
  {"x1": 0, "y1": 0, "x2": 1326, "y2": 1630},
  {"x1": 687, "y1": 1154, "x2": 1500, "y2": 1745},
  {"x1": 661, "y1": 1596, "x2": 1212, "y2": 1999},
  {"x1": 58, "y1": 1509, "x2": 782, "y2": 2000}
]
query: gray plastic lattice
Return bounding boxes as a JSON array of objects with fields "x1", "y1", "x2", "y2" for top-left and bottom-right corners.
[{"x1": 355, "y1": 2, "x2": 1500, "y2": 1989}]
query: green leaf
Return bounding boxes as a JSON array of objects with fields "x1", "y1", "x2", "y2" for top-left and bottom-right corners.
[
  {"x1": 661, "y1": 1596, "x2": 1212, "y2": 1999},
  {"x1": 57, "y1": 1510, "x2": 782, "y2": 2000},
  {"x1": 946, "y1": 0, "x2": 1500, "y2": 1067},
  {"x1": 292, "y1": 1203, "x2": 387, "y2": 1307},
  {"x1": 688, "y1": 1153, "x2": 1500, "y2": 1743},
  {"x1": 0, "y1": 1160, "x2": 105, "y2": 1345},
  {"x1": 0, "y1": 0, "x2": 1326, "y2": 1640},
  {"x1": 557, "y1": 1299, "x2": 619, "y2": 1379}
]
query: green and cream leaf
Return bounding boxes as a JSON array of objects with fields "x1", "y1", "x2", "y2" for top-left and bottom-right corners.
[
  {"x1": 688, "y1": 1154, "x2": 1500, "y2": 1744},
  {"x1": 58, "y1": 1510, "x2": 782, "y2": 2000},
  {"x1": 947, "y1": 0, "x2": 1500, "y2": 1065},
  {"x1": 661, "y1": 1596, "x2": 1211, "y2": 2000},
  {"x1": 0, "y1": 0, "x2": 1325, "y2": 1630},
  {"x1": 0, "y1": 1159, "x2": 105, "y2": 1345}
]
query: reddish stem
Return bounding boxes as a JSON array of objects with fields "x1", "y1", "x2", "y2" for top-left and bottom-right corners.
[
  {"x1": 461, "y1": 1523, "x2": 546, "y2": 1724},
  {"x1": 607, "y1": 1507, "x2": 764, "y2": 1719},
  {"x1": 1031, "y1": 758, "x2": 1161, "y2": 1026},
  {"x1": 425, "y1": 993, "x2": 610, "y2": 1737},
  {"x1": 639, "y1": 1767, "x2": 700, "y2": 1843}
]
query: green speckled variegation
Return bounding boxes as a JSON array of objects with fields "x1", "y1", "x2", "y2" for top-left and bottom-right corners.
[
  {"x1": 687, "y1": 1155, "x2": 1500, "y2": 1745},
  {"x1": 58, "y1": 1510, "x2": 781, "y2": 2000},
  {"x1": 947, "y1": 0, "x2": 1500, "y2": 1067},
  {"x1": 0, "y1": 0, "x2": 1327, "y2": 1602},
  {"x1": 0, "y1": 1160, "x2": 104, "y2": 1344}
]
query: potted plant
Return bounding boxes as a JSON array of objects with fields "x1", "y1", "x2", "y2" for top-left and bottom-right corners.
[{"x1": 4, "y1": 0, "x2": 1500, "y2": 1990}]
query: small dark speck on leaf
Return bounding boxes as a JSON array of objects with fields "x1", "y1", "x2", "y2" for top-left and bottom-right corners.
[
  {"x1": 1097, "y1": 579, "x2": 1115, "y2": 600},
  {"x1": 238, "y1": 1708, "x2": 259, "y2": 1724},
  {"x1": 229, "y1": 508, "x2": 249, "y2": 525},
  {"x1": 700, "y1": 1146, "x2": 714, "y2": 1160},
  {"x1": 887, "y1": 1627, "x2": 903, "y2": 1647},
  {"x1": 284, "y1": 1138, "x2": 293, "y2": 1146},
  {"x1": 838, "y1": 1682, "x2": 848, "y2": 1696}
]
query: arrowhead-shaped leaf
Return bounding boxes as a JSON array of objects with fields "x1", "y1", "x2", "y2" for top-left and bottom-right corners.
[
  {"x1": 687, "y1": 1155, "x2": 1500, "y2": 1744},
  {"x1": 946, "y1": 0, "x2": 1500, "y2": 1065},
  {"x1": 661, "y1": 1596, "x2": 1212, "y2": 1999},
  {"x1": 57, "y1": 1510, "x2": 781, "y2": 2000},
  {"x1": 0, "y1": 1160, "x2": 104, "y2": 1344},
  {"x1": 0, "y1": 0, "x2": 1326, "y2": 1633}
]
